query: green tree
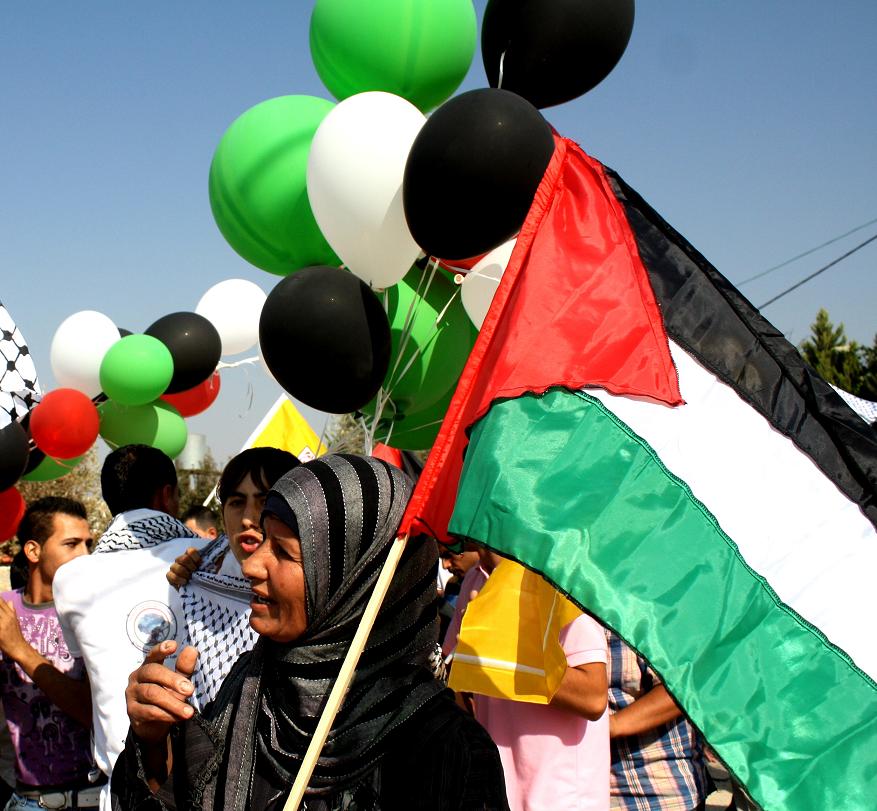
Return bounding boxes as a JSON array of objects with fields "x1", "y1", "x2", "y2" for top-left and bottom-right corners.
[
  {"x1": 800, "y1": 309, "x2": 864, "y2": 393},
  {"x1": 859, "y1": 335, "x2": 877, "y2": 401}
]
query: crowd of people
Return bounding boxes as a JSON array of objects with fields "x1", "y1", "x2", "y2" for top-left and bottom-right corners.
[{"x1": 0, "y1": 442, "x2": 733, "y2": 811}]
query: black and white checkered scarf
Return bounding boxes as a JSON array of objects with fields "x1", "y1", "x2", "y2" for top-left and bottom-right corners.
[
  {"x1": 195, "y1": 454, "x2": 443, "y2": 810},
  {"x1": 180, "y1": 537, "x2": 259, "y2": 707},
  {"x1": 93, "y1": 509, "x2": 198, "y2": 554},
  {"x1": 0, "y1": 301, "x2": 41, "y2": 429}
]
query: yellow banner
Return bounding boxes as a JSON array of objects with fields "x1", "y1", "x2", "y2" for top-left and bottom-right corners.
[{"x1": 249, "y1": 396, "x2": 327, "y2": 462}]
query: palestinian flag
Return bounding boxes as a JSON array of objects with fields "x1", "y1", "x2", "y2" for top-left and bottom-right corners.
[{"x1": 400, "y1": 135, "x2": 877, "y2": 810}]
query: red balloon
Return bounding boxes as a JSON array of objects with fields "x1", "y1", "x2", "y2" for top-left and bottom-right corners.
[
  {"x1": 160, "y1": 372, "x2": 221, "y2": 418},
  {"x1": 30, "y1": 389, "x2": 100, "y2": 459},
  {"x1": 0, "y1": 488, "x2": 25, "y2": 542}
]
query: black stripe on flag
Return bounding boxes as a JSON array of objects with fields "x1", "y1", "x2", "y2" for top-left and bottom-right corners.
[{"x1": 605, "y1": 169, "x2": 877, "y2": 529}]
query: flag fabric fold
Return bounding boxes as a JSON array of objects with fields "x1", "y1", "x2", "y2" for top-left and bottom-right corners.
[{"x1": 404, "y1": 134, "x2": 877, "y2": 810}]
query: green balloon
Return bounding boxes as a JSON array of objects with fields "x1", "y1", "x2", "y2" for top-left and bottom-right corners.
[
  {"x1": 209, "y1": 95, "x2": 340, "y2": 275},
  {"x1": 365, "y1": 266, "x2": 471, "y2": 420},
  {"x1": 310, "y1": 0, "x2": 477, "y2": 113},
  {"x1": 99, "y1": 400, "x2": 188, "y2": 459},
  {"x1": 21, "y1": 454, "x2": 85, "y2": 482},
  {"x1": 100, "y1": 335, "x2": 174, "y2": 406}
]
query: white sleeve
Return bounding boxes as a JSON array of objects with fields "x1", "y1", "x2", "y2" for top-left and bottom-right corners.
[{"x1": 52, "y1": 565, "x2": 83, "y2": 658}]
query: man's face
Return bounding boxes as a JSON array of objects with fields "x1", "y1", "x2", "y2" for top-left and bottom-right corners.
[
  {"x1": 223, "y1": 473, "x2": 269, "y2": 564},
  {"x1": 29, "y1": 513, "x2": 92, "y2": 586},
  {"x1": 439, "y1": 548, "x2": 480, "y2": 580}
]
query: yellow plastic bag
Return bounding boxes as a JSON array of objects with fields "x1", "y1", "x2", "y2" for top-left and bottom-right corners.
[{"x1": 448, "y1": 559, "x2": 582, "y2": 704}]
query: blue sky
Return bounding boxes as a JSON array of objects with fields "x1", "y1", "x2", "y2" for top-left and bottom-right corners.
[{"x1": 2, "y1": 1, "x2": 875, "y2": 463}]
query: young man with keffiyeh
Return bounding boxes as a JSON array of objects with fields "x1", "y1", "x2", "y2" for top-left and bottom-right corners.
[{"x1": 53, "y1": 446, "x2": 213, "y2": 811}]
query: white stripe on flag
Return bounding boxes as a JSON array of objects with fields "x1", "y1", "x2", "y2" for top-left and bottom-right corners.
[{"x1": 587, "y1": 341, "x2": 877, "y2": 681}]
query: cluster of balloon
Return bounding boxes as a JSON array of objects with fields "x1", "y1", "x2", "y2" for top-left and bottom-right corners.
[
  {"x1": 204, "y1": 0, "x2": 477, "y2": 425},
  {"x1": 12, "y1": 275, "x2": 262, "y2": 495},
  {"x1": 95, "y1": 313, "x2": 220, "y2": 457},
  {"x1": 209, "y1": 0, "x2": 634, "y2": 452}
]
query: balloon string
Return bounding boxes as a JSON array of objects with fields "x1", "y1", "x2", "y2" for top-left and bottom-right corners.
[
  {"x1": 388, "y1": 258, "x2": 436, "y2": 385},
  {"x1": 216, "y1": 356, "x2": 259, "y2": 370},
  {"x1": 498, "y1": 50, "x2": 506, "y2": 89},
  {"x1": 387, "y1": 282, "x2": 460, "y2": 397},
  {"x1": 385, "y1": 257, "x2": 439, "y2": 391},
  {"x1": 360, "y1": 414, "x2": 374, "y2": 456},
  {"x1": 370, "y1": 257, "x2": 439, "y2": 433},
  {"x1": 316, "y1": 418, "x2": 330, "y2": 456},
  {"x1": 368, "y1": 256, "x2": 462, "y2": 451},
  {"x1": 434, "y1": 285, "x2": 461, "y2": 324}
]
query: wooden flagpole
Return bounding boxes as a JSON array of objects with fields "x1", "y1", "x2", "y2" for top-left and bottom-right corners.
[{"x1": 282, "y1": 534, "x2": 410, "y2": 810}]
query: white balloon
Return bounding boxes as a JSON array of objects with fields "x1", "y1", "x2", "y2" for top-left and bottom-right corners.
[
  {"x1": 50, "y1": 310, "x2": 120, "y2": 397},
  {"x1": 196, "y1": 278, "x2": 267, "y2": 356},
  {"x1": 307, "y1": 91, "x2": 426, "y2": 289},
  {"x1": 461, "y1": 238, "x2": 517, "y2": 329}
]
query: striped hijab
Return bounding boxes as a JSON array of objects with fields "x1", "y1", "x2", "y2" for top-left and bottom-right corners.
[{"x1": 199, "y1": 454, "x2": 443, "y2": 809}]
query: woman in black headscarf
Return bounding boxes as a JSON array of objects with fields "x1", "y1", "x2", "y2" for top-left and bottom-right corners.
[{"x1": 114, "y1": 454, "x2": 508, "y2": 811}]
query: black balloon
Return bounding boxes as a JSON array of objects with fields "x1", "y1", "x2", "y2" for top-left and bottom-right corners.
[
  {"x1": 0, "y1": 421, "x2": 29, "y2": 490},
  {"x1": 259, "y1": 267, "x2": 391, "y2": 414},
  {"x1": 482, "y1": 0, "x2": 635, "y2": 109},
  {"x1": 145, "y1": 312, "x2": 222, "y2": 394},
  {"x1": 403, "y1": 88, "x2": 555, "y2": 261}
]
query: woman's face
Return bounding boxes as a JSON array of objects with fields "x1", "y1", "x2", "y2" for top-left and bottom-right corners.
[
  {"x1": 241, "y1": 514, "x2": 308, "y2": 643},
  {"x1": 222, "y1": 473, "x2": 268, "y2": 563}
]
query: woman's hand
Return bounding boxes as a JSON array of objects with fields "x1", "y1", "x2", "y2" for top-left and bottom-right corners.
[
  {"x1": 166, "y1": 547, "x2": 202, "y2": 590},
  {"x1": 126, "y1": 640, "x2": 199, "y2": 744}
]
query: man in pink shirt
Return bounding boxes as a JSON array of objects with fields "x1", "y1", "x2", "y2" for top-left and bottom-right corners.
[{"x1": 449, "y1": 548, "x2": 610, "y2": 811}]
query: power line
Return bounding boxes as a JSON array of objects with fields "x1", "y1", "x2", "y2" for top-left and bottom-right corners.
[
  {"x1": 739, "y1": 216, "x2": 877, "y2": 285},
  {"x1": 758, "y1": 232, "x2": 877, "y2": 310}
]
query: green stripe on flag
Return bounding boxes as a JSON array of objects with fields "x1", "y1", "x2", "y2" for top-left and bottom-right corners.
[{"x1": 450, "y1": 389, "x2": 877, "y2": 811}]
